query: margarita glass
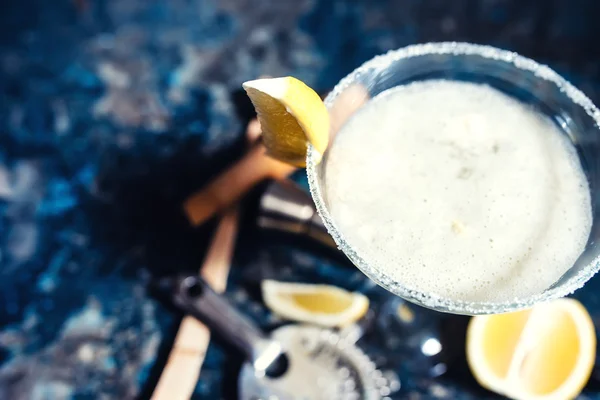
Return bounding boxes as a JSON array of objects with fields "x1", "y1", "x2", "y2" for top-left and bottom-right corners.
[{"x1": 307, "y1": 42, "x2": 600, "y2": 315}]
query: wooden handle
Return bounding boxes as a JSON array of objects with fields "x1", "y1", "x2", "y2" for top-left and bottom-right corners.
[{"x1": 183, "y1": 144, "x2": 295, "y2": 226}]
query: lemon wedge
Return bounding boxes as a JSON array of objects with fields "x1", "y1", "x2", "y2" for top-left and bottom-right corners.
[
  {"x1": 261, "y1": 280, "x2": 369, "y2": 328},
  {"x1": 242, "y1": 77, "x2": 329, "y2": 167},
  {"x1": 467, "y1": 298, "x2": 596, "y2": 400}
]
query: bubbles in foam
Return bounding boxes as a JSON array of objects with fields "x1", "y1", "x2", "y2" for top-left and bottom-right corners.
[{"x1": 325, "y1": 80, "x2": 592, "y2": 303}]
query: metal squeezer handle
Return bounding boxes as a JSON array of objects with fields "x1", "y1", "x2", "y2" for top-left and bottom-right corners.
[{"x1": 167, "y1": 275, "x2": 283, "y2": 374}]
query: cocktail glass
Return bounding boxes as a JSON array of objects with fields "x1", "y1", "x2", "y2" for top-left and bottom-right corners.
[{"x1": 307, "y1": 42, "x2": 600, "y2": 315}]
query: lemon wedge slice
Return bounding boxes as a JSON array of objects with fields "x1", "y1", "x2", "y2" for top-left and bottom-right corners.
[
  {"x1": 242, "y1": 77, "x2": 329, "y2": 167},
  {"x1": 467, "y1": 298, "x2": 596, "y2": 400},
  {"x1": 261, "y1": 280, "x2": 369, "y2": 328}
]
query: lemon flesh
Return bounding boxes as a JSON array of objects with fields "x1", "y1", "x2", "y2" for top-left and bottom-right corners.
[
  {"x1": 467, "y1": 298, "x2": 596, "y2": 400},
  {"x1": 261, "y1": 280, "x2": 369, "y2": 328},
  {"x1": 243, "y1": 77, "x2": 329, "y2": 167}
]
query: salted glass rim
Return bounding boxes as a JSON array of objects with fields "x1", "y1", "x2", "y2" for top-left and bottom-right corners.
[{"x1": 306, "y1": 42, "x2": 600, "y2": 314}]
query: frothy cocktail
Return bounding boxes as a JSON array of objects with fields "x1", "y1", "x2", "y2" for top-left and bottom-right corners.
[{"x1": 324, "y1": 80, "x2": 592, "y2": 302}]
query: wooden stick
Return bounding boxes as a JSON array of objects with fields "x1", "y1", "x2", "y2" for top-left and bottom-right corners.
[
  {"x1": 151, "y1": 208, "x2": 239, "y2": 400},
  {"x1": 183, "y1": 144, "x2": 295, "y2": 226}
]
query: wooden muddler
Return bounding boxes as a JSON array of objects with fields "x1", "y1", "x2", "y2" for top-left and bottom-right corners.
[
  {"x1": 151, "y1": 119, "x2": 275, "y2": 399},
  {"x1": 183, "y1": 144, "x2": 295, "y2": 227}
]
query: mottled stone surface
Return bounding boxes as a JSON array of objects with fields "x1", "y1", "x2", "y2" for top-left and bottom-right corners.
[{"x1": 2, "y1": 0, "x2": 600, "y2": 399}]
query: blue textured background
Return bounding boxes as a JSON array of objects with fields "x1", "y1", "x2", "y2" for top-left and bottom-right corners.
[{"x1": 2, "y1": 1, "x2": 600, "y2": 399}]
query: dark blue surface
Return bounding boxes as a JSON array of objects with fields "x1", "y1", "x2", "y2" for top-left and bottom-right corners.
[{"x1": 2, "y1": 1, "x2": 600, "y2": 399}]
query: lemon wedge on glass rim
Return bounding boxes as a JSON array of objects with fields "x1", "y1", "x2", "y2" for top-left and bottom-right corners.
[
  {"x1": 466, "y1": 298, "x2": 596, "y2": 400},
  {"x1": 242, "y1": 76, "x2": 329, "y2": 167},
  {"x1": 261, "y1": 280, "x2": 369, "y2": 328}
]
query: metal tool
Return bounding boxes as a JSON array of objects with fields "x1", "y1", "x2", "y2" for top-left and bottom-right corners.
[
  {"x1": 238, "y1": 325, "x2": 397, "y2": 400},
  {"x1": 158, "y1": 275, "x2": 282, "y2": 373},
  {"x1": 158, "y1": 275, "x2": 398, "y2": 400},
  {"x1": 257, "y1": 180, "x2": 336, "y2": 249}
]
